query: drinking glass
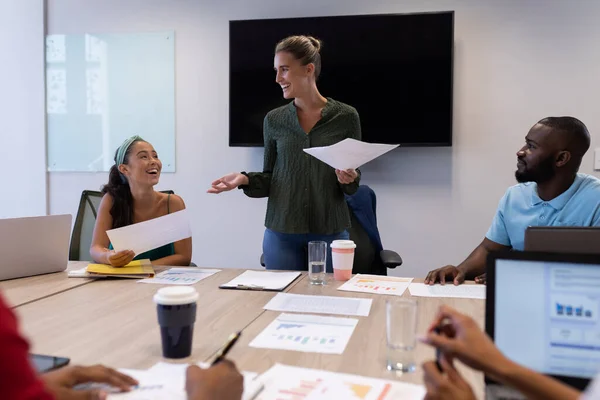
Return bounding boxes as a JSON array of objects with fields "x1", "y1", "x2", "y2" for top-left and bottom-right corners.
[
  {"x1": 386, "y1": 298, "x2": 418, "y2": 372},
  {"x1": 308, "y1": 241, "x2": 327, "y2": 285}
]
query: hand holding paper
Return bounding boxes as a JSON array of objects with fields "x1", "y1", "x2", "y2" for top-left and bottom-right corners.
[
  {"x1": 303, "y1": 138, "x2": 399, "y2": 170},
  {"x1": 107, "y1": 249, "x2": 135, "y2": 267},
  {"x1": 107, "y1": 209, "x2": 192, "y2": 256},
  {"x1": 334, "y1": 168, "x2": 358, "y2": 184}
]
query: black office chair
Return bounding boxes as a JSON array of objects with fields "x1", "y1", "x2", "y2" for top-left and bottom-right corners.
[
  {"x1": 259, "y1": 186, "x2": 402, "y2": 275},
  {"x1": 69, "y1": 189, "x2": 175, "y2": 261},
  {"x1": 347, "y1": 205, "x2": 402, "y2": 275}
]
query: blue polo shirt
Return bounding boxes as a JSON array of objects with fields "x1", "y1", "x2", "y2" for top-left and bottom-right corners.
[{"x1": 486, "y1": 173, "x2": 600, "y2": 250}]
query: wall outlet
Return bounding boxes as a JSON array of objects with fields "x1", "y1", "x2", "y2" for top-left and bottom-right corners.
[{"x1": 595, "y1": 148, "x2": 600, "y2": 171}]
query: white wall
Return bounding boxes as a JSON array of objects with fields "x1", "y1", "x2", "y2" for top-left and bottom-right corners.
[
  {"x1": 47, "y1": 0, "x2": 600, "y2": 277},
  {"x1": 0, "y1": 0, "x2": 47, "y2": 218}
]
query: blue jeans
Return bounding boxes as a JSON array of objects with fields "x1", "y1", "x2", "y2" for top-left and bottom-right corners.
[{"x1": 263, "y1": 228, "x2": 350, "y2": 272}]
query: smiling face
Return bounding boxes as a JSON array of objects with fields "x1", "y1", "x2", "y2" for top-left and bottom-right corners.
[
  {"x1": 515, "y1": 124, "x2": 561, "y2": 184},
  {"x1": 274, "y1": 51, "x2": 315, "y2": 99},
  {"x1": 118, "y1": 141, "x2": 162, "y2": 187}
]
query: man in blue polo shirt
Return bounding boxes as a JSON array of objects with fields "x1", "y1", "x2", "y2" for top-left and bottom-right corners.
[{"x1": 425, "y1": 116, "x2": 600, "y2": 285}]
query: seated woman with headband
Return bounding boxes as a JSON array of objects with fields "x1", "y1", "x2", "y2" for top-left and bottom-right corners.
[{"x1": 90, "y1": 136, "x2": 192, "y2": 266}]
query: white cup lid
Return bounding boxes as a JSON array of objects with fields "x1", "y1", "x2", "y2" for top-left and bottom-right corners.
[
  {"x1": 330, "y1": 240, "x2": 356, "y2": 249},
  {"x1": 153, "y1": 286, "x2": 199, "y2": 305}
]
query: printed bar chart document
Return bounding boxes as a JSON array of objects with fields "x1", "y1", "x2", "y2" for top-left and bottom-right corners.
[
  {"x1": 253, "y1": 363, "x2": 425, "y2": 400},
  {"x1": 249, "y1": 313, "x2": 358, "y2": 354},
  {"x1": 138, "y1": 268, "x2": 220, "y2": 285},
  {"x1": 338, "y1": 274, "x2": 413, "y2": 297},
  {"x1": 106, "y1": 362, "x2": 260, "y2": 400}
]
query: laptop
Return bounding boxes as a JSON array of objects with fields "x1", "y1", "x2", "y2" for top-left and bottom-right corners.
[
  {"x1": 0, "y1": 214, "x2": 72, "y2": 281},
  {"x1": 525, "y1": 226, "x2": 600, "y2": 254},
  {"x1": 486, "y1": 251, "x2": 600, "y2": 399}
]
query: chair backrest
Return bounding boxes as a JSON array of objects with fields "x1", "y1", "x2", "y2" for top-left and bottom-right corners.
[
  {"x1": 69, "y1": 191, "x2": 103, "y2": 261},
  {"x1": 69, "y1": 189, "x2": 175, "y2": 261},
  {"x1": 347, "y1": 206, "x2": 386, "y2": 276}
]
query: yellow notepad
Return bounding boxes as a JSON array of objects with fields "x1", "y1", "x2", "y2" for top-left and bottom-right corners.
[{"x1": 86, "y1": 259, "x2": 155, "y2": 278}]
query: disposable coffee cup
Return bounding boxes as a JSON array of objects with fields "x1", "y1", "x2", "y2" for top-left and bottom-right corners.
[
  {"x1": 331, "y1": 240, "x2": 356, "y2": 281},
  {"x1": 153, "y1": 286, "x2": 198, "y2": 359}
]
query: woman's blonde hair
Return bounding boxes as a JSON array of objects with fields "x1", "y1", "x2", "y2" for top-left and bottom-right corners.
[{"x1": 275, "y1": 35, "x2": 322, "y2": 79}]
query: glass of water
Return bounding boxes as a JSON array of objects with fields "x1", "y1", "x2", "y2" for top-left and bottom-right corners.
[
  {"x1": 308, "y1": 241, "x2": 327, "y2": 285},
  {"x1": 386, "y1": 298, "x2": 418, "y2": 373}
]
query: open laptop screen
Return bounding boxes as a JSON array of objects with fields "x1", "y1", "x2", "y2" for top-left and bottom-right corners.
[{"x1": 487, "y1": 252, "x2": 600, "y2": 390}]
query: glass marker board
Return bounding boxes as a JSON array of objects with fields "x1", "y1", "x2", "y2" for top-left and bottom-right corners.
[{"x1": 46, "y1": 31, "x2": 175, "y2": 172}]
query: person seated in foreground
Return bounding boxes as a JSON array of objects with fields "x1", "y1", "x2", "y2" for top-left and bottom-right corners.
[
  {"x1": 419, "y1": 305, "x2": 594, "y2": 400},
  {"x1": 0, "y1": 292, "x2": 243, "y2": 399},
  {"x1": 90, "y1": 136, "x2": 192, "y2": 267},
  {"x1": 425, "y1": 117, "x2": 600, "y2": 285}
]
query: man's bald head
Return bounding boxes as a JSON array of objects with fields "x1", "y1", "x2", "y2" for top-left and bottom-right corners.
[
  {"x1": 516, "y1": 117, "x2": 591, "y2": 184},
  {"x1": 537, "y1": 116, "x2": 590, "y2": 169}
]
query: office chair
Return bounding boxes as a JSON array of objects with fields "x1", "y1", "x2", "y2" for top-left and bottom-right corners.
[
  {"x1": 345, "y1": 185, "x2": 403, "y2": 275},
  {"x1": 259, "y1": 186, "x2": 402, "y2": 275},
  {"x1": 69, "y1": 189, "x2": 175, "y2": 261}
]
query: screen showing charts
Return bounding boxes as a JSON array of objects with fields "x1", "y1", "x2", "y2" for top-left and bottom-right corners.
[{"x1": 495, "y1": 258, "x2": 600, "y2": 379}]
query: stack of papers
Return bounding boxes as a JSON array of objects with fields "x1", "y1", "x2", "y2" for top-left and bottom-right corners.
[
  {"x1": 253, "y1": 363, "x2": 425, "y2": 400},
  {"x1": 138, "y1": 268, "x2": 220, "y2": 285},
  {"x1": 83, "y1": 260, "x2": 155, "y2": 279},
  {"x1": 408, "y1": 282, "x2": 486, "y2": 299},
  {"x1": 338, "y1": 274, "x2": 413, "y2": 296},
  {"x1": 263, "y1": 293, "x2": 372, "y2": 317},
  {"x1": 219, "y1": 271, "x2": 301, "y2": 291},
  {"x1": 106, "y1": 362, "x2": 261, "y2": 400}
]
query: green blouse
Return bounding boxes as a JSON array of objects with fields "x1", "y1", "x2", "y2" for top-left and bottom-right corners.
[{"x1": 241, "y1": 98, "x2": 361, "y2": 235}]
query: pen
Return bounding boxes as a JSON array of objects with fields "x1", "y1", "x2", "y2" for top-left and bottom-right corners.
[
  {"x1": 246, "y1": 382, "x2": 265, "y2": 400},
  {"x1": 433, "y1": 327, "x2": 443, "y2": 372},
  {"x1": 211, "y1": 331, "x2": 242, "y2": 366}
]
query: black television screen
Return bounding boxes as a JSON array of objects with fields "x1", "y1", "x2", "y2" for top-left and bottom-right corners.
[{"x1": 229, "y1": 11, "x2": 454, "y2": 147}]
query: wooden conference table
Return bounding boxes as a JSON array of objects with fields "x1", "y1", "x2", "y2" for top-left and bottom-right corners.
[
  {"x1": 0, "y1": 261, "x2": 93, "y2": 307},
  {"x1": 6, "y1": 263, "x2": 486, "y2": 397}
]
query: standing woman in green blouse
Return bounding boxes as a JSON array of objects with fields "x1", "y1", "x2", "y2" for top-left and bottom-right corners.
[{"x1": 208, "y1": 35, "x2": 361, "y2": 272}]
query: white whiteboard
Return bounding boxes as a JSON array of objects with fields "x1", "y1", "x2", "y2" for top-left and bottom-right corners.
[{"x1": 46, "y1": 31, "x2": 175, "y2": 172}]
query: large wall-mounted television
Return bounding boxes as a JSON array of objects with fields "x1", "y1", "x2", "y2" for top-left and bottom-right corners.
[{"x1": 229, "y1": 11, "x2": 454, "y2": 147}]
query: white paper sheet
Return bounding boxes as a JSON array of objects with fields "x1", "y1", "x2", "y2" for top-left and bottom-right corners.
[
  {"x1": 77, "y1": 369, "x2": 180, "y2": 399},
  {"x1": 107, "y1": 362, "x2": 260, "y2": 400},
  {"x1": 67, "y1": 266, "x2": 92, "y2": 278},
  {"x1": 338, "y1": 274, "x2": 413, "y2": 297},
  {"x1": 107, "y1": 368, "x2": 183, "y2": 399},
  {"x1": 220, "y1": 270, "x2": 301, "y2": 291},
  {"x1": 264, "y1": 293, "x2": 372, "y2": 317},
  {"x1": 106, "y1": 209, "x2": 191, "y2": 256},
  {"x1": 303, "y1": 138, "x2": 399, "y2": 170},
  {"x1": 254, "y1": 363, "x2": 425, "y2": 400},
  {"x1": 137, "y1": 268, "x2": 220, "y2": 285},
  {"x1": 249, "y1": 313, "x2": 358, "y2": 354},
  {"x1": 408, "y1": 282, "x2": 486, "y2": 299}
]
